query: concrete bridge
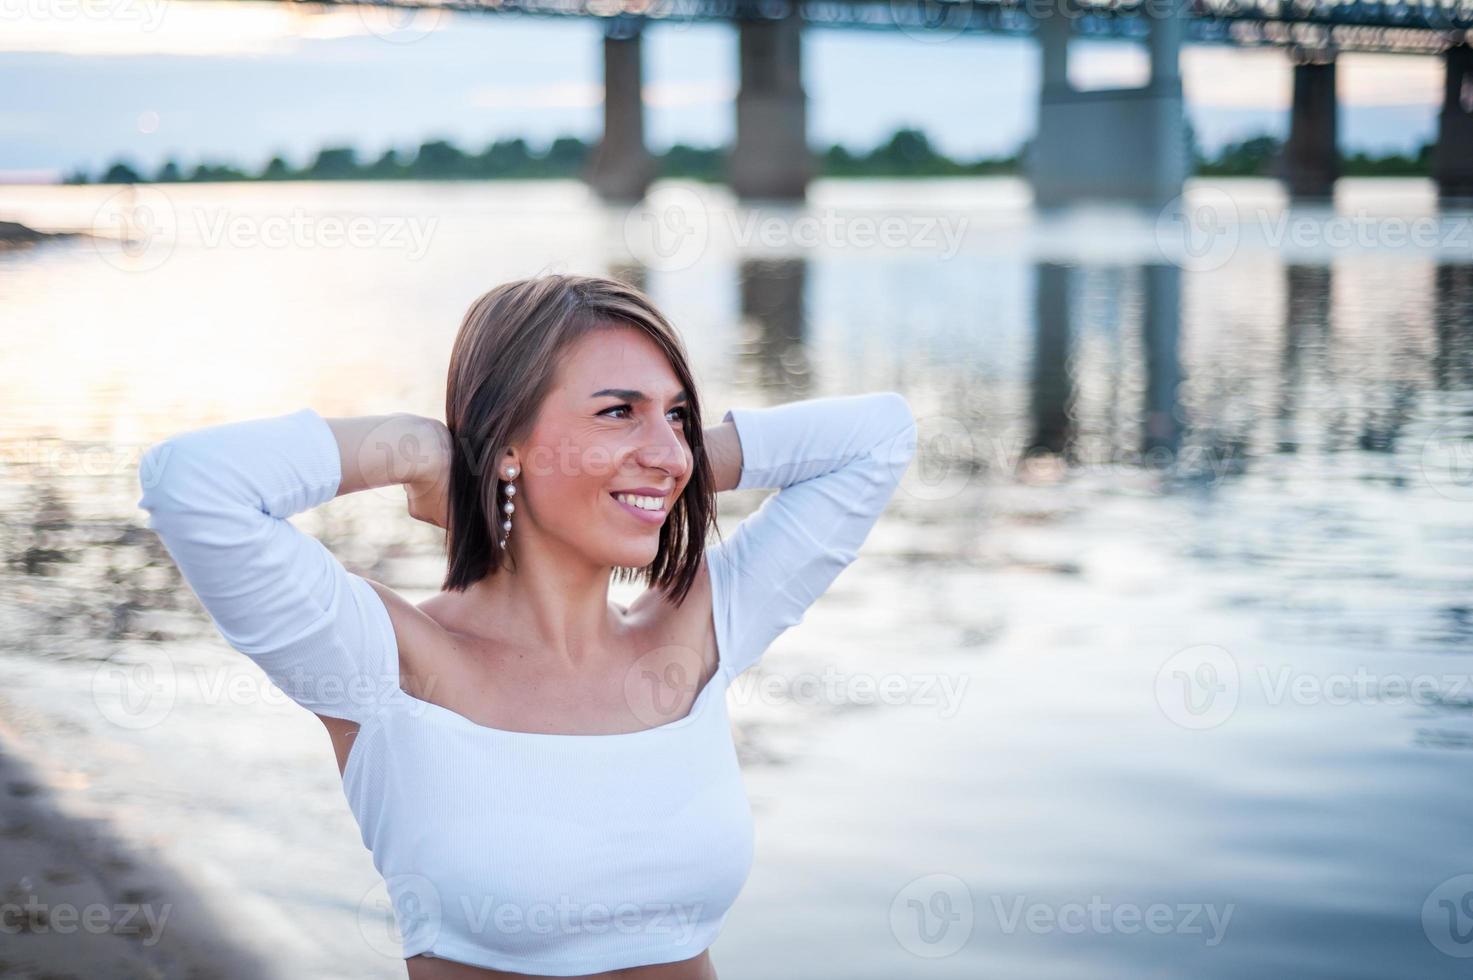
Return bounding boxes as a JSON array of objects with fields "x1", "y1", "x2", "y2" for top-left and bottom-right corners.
[{"x1": 311, "y1": 0, "x2": 1473, "y2": 204}]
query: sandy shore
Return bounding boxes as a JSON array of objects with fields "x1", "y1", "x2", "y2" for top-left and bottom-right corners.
[{"x1": 0, "y1": 728, "x2": 278, "y2": 980}]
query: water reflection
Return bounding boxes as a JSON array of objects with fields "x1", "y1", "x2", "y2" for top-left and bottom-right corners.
[
  {"x1": 1435, "y1": 263, "x2": 1473, "y2": 391},
  {"x1": 1, "y1": 181, "x2": 1471, "y2": 980},
  {"x1": 1028, "y1": 261, "x2": 1185, "y2": 466},
  {"x1": 1281, "y1": 263, "x2": 1333, "y2": 453},
  {"x1": 1142, "y1": 263, "x2": 1184, "y2": 460},
  {"x1": 738, "y1": 257, "x2": 813, "y2": 398},
  {"x1": 1029, "y1": 261, "x2": 1073, "y2": 459}
]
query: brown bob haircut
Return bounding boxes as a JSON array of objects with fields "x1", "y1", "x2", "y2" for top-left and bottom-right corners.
[{"x1": 442, "y1": 273, "x2": 717, "y2": 607}]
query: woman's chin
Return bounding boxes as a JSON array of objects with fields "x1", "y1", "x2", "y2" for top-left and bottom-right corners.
[{"x1": 607, "y1": 539, "x2": 660, "y2": 569}]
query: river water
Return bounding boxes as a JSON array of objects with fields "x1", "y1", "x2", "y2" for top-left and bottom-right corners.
[{"x1": 0, "y1": 177, "x2": 1470, "y2": 979}]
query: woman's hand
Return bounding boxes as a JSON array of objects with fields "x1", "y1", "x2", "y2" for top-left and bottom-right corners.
[
  {"x1": 403, "y1": 417, "x2": 452, "y2": 529},
  {"x1": 325, "y1": 413, "x2": 452, "y2": 528},
  {"x1": 704, "y1": 417, "x2": 744, "y2": 494}
]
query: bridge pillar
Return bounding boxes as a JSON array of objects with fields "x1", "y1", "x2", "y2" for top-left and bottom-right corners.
[
  {"x1": 584, "y1": 15, "x2": 657, "y2": 202},
  {"x1": 1028, "y1": 2, "x2": 1186, "y2": 207},
  {"x1": 1039, "y1": 7, "x2": 1069, "y2": 90},
  {"x1": 1433, "y1": 45, "x2": 1473, "y2": 200},
  {"x1": 1145, "y1": 2, "x2": 1188, "y2": 202},
  {"x1": 1280, "y1": 55, "x2": 1338, "y2": 200},
  {"x1": 728, "y1": 2, "x2": 814, "y2": 201}
]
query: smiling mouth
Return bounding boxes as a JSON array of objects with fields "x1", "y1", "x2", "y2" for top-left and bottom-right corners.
[{"x1": 610, "y1": 492, "x2": 668, "y2": 524}]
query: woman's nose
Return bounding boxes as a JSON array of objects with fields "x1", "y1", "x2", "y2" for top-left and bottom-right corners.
[{"x1": 634, "y1": 426, "x2": 688, "y2": 478}]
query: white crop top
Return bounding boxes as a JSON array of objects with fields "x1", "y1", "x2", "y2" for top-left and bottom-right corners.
[{"x1": 135, "y1": 392, "x2": 917, "y2": 975}]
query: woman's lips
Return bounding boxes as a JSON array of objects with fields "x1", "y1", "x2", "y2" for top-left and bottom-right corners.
[{"x1": 610, "y1": 492, "x2": 667, "y2": 525}]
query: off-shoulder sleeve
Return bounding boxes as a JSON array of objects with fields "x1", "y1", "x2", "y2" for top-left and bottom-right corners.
[
  {"x1": 136, "y1": 407, "x2": 400, "y2": 726},
  {"x1": 707, "y1": 391, "x2": 918, "y2": 683}
]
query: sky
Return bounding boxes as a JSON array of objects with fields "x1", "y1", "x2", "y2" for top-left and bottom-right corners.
[{"x1": 1, "y1": 0, "x2": 1448, "y2": 181}]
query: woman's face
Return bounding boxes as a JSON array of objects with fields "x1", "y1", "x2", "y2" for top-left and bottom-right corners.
[{"x1": 512, "y1": 325, "x2": 693, "y2": 569}]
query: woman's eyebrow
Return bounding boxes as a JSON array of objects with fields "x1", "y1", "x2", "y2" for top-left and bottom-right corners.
[{"x1": 590, "y1": 388, "x2": 689, "y2": 404}]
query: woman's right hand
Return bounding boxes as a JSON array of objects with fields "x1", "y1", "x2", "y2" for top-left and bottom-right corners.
[
  {"x1": 403, "y1": 417, "x2": 452, "y2": 530},
  {"x1": 326, "y1": 412, "x2": 453, "y2": 528}
]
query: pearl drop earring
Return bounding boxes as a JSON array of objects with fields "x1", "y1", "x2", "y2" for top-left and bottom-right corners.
[{"x1": 499, "y1": 464, "x2": 518, "y2": 550}]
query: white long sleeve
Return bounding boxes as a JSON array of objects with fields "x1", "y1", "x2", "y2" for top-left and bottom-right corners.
[
  {"x1": 707, "y1": 391, "x2": 918, "y2": 682},
  {"x1": 136, "y1": 407, "x2": 400, "y2": 726}
]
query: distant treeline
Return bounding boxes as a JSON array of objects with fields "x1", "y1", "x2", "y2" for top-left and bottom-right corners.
[
  {"x1": 67, "y1": 126, "x2": 1434, "y2": 185},
  {"x1": 70, "y1": 129, "x2": 1017, "y2": 185},
  {"x1": 1193, "y1": 134, "x2": 1433, "y2": 177}
]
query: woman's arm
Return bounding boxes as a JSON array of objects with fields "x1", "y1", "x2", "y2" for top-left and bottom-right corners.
[
  {"x1": 707, "y1": 391, "x2": 918, "y2": 683},
  {"x1": 702, "y1": 418, "x2": 744, "y2": 495},
  {"x1": 327, "y1": 412, "x2": 447, "y2": 496},
  {"x1": 135, "y1": 408, "x2": 439, "y2": 726}
]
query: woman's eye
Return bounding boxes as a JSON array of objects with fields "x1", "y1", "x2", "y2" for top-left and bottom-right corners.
[{"x1": 600, "y1": 405, "x2": 690, "y2": 423}]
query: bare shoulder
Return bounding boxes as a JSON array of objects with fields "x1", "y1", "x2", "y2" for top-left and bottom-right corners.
[
  {"x1": 363, "y1": 578, "x2": 445, "y2": 664},
  {"x1": 371, "y1": 581, "x2": 462, "y2": 700}
]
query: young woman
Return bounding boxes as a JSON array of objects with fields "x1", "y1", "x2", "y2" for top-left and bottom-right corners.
[{"x1": 136, "y1": 273, "x2": 918, "y2": 979}]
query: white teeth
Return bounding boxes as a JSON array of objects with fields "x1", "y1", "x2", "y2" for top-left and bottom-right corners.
[{"x1": 614, "y1": 493, "x2": 663, "y2": 512}]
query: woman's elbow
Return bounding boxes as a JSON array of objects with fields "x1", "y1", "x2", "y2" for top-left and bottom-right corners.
[{"x1": 136, "y1": 437, "x2": 207, "y2": 519}]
